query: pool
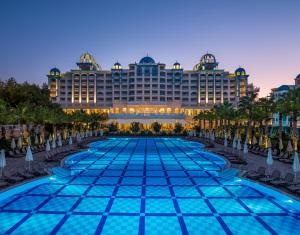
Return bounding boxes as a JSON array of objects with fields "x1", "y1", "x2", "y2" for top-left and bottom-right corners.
[{"x1": 0, "y1": 138, "x2": 299, "y2": 235}]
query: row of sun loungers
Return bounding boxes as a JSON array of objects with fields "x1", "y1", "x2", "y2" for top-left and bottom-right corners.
[
  {"x1": 45, "y1": 145, "x2": 79, "y2": 162},
  {"x1": 246, "y1": 167, "x2": 300, "y2": 195},
  {"x1": 215, "y1": 137, "x2": 294, "y2": 164},
  {"x1": 0, "y1": 165, "x2": 48, "y2": 189},
  {"x1": 212, "y1": 149, "x2": 247, "y2": 165},
  {"x1": 7, "y1": 144, "x2": 46, "y2": 158}
]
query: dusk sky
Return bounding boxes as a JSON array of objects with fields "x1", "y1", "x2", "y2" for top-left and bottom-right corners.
[{"x1": 0, "y1": 0, "x2": 299, "y2": 97}]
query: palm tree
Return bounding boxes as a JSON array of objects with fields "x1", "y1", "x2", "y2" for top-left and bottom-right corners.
[
  {"x1": 151, "y1": 122, "x2": 162, "y2": 134},
  {"x1": 130, "y1": 122, "x2": 141, "y2": 134},
  {"x1": 238, "y1": 91, "x2": 258, "y2": 141},
  {"x1": 281, "y1": 88, "x2": 300, "y2": 150}
]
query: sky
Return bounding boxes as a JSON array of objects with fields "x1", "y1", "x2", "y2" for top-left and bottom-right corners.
[{"x1": 0, "y1": 0, "x2": 299, "y2": 97}]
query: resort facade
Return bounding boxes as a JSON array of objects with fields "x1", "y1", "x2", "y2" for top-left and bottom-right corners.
[
  {"x1": 48, "y1": 53, "x2": 249, "y2": 129},
  {"x1": 271, "y1": 74, "x2": 300, "y2": 128}
]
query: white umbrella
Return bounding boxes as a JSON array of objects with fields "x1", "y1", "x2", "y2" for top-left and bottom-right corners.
[
  {"x1": 243, "y1": 140, "x2": 248, "y2": 155},
  {"x1": 293, "y1": 152, "x2": 300, "y2": 180},
  {"x1": 0, "y1": 149, "x2": 6, "y2": 177},
  {"x1": 17, "y1": 137, "x2": 22, "y2": 149},
  {"x1": 11, "y1": 138, "x2": 16, "y2": 150},
  {"x1": 51, "y1": 138, "x2": 56, "y2": 149},
  {"x1": 46, "y1": 140, "x2": 51, "y2": 151},
  {"x1": 57, "y1": 135, "x2": 62, "y2": 147},
  {"x1": 25, "y1": 147, "x2": 33, "y2": 171},
  {"x1": 34, "y1": 135, "x2": 39, "y2": 145},
  {"x1": 69, "y1": 136, "x2": 73, "y2": 145},
  {"x1": 232, "y1": 137, "x2": 237, "y2": 149},
  {"x1": 100, "y1": 129, "x2": 103, "y2": 137}
]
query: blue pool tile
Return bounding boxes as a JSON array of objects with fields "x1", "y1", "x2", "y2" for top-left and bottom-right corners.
[
  {"x1": 87, "y1": 186, "x2": 116, "y2": 196},
  {"x1": 167, "y1": 171, "x2": 187, "y2": 177},
  {"x1": 172, "y1": 186, "x2": 201, "y2": 197},
  {"x1": 177, "y1": 198, "x2": 212, "y2": 214},
  {"x1": 4, "y1": 196, "x2": 48, "y2": 211},
  {"x1": 57, "y1": 215, "x2": 102, "y2": 235},
  {"x1": 146, "y1": 170, "x2": 165, "y2": 177},
  {"x1": 261, "y1": 215, "x2": 300, "y2": 235},
  {"x1": 145, "y1": 198, "x2": 176, "y2": 213},
  {"x1": 101, "y1": 215, "x2": 139, "y2": 235},
  {"x1": 95, "y1": 177, "x2": 120, "y2": 185},
  {"x1": 12, "y1": 213, "x2": 64, "y2": 234},
  {"x1": 110, "y1": 198, "x2": 141, "y2": 213},
  {"x1": 241, "y1": 198, "x2": 285, "y2": 213},
  {"x1": 121, "y1": 177, "x2": 143, "y2": 185},
  {"x1": 145, "y1": 216, "x2": 182, "y2": 235},
  {"x1": 169, "y1": 177, "x2": 193, "y2": 186},
  {"x1": 117, "y1": 186, "x2": 142, "y2": 196},
  {"x1": 103, "y1": 170, "x2": 123, "y2": 176},
  {"x1": 226, "y1": 185, "x2": 263, "y2": 197},
  {"x1": 222, "y1": 216, "x2": 271, "y2": 235},
  {"x1": 0, "y1": 212, "x2": 28, "y2": 234},
  {"x1": 124, "y1": 170, "x2": 144, "y2": 176},
  {"x1": 146, "y1": 177, "x2": 168, "y2": 185},
  {"x1": 146, "y1": 186, "x2": 171, "y2": 197},
  {"x1": 40, "y1": 196, "x2": 79, "y2": 212},
  {"x1": 199, "y1": 186, "x2": 231, "y2": 197},
  {"x1": 193, "y1": 177, "x2": 220, "y2": 186},
  {"x1": 70, "y1": 176, "x2": 96, "y2": 185},
  {"x1": 209, "y1": 198, "x2": 249, "y2": 214},
  {"x1": 58, "y1": 185, "x2": 89, "y2": 196},
  {"x1": 184, "y1": 216, "x2": 226, "y2": 235},
  {"x1": 29, "y1": 184, "x2": 63, "y2": 195},
  {"x1": 74, "y1": 197, "x2": 109, "y2": 212}
]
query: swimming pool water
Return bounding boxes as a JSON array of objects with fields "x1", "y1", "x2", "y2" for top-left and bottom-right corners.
[{"x1": 0, "y1": 138, "x2": 299, "y2": 234}]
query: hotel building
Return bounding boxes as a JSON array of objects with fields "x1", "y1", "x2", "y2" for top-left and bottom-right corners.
[
  {"x1": 271, "y1": 74, "x2": 300, "y2": 129},
  {"x1": 48, "y1": 53, "x2": 249, "y2": 128}
]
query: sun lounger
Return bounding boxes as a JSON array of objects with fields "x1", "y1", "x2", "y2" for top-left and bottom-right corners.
[
  {"x1": 246, "y1": 166, "x2": 266, "y2": 180},
  {"x1": 17, "y1": 171, "x2": 34, "y2": 179},
  {"x1": 286, "y1": 184, "x2": 300, "y2": 193},
  {"x1": 259, "y1": 170, "x2": 281, "y2": 183},
  {"x1": 0, "y1": 181, "x2": 9, "y2": 188},
  {"x1": 270, "y1": 173, "x2": 294, "y2": 186},
  {"x1": 5, "y1": 176, "x2": 24, "y2": 184}
]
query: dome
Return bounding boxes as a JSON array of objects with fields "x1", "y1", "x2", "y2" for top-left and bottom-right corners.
[
  {"x1": 49, "y1": 67, "x2": 61, "y2": 76},
  {"x1": 139, "y1": 56, "x2": 155, "y2": 64},
  {"x1": 173, "y1": 61, "x2": 181, "y2": 69},
  {"x1": 200, "y1": 53, "x2": 216, "y2": 65},
  {"x1": 78, "y1": 52, "x2": 101, "y2": 70},
  {"x1": 296, "y1": 74, "x2": 300, "y2": 79},
  {"x1": 80, "y1": 52, "x2": 95, "y2": 63},
  {"x1": 235, "y1": 67, "x2": 246, "y2": 76},
  {"x1": 194, "y1": 53, "x2": 218, "y2": 70},
  {"x1": 112, "y1": 62, "x2": 122, "y2": 69}
]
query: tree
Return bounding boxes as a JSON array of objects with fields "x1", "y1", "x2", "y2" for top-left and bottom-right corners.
[
  {"x1": 151, "y1": 122, "x2": 162, "y2": 134},
  {"x1": 174, "y1": 122, "x2": 183, "y2": 134},
  {"x1": 130, "y1": 122, "x2": 141, "y2": 133},
  {"x1": 108, "y1": 122, "x2": 119, "y2": 133},
  {"x1": 281, "y1": 88, "x2": 300, "y2": 149}
]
